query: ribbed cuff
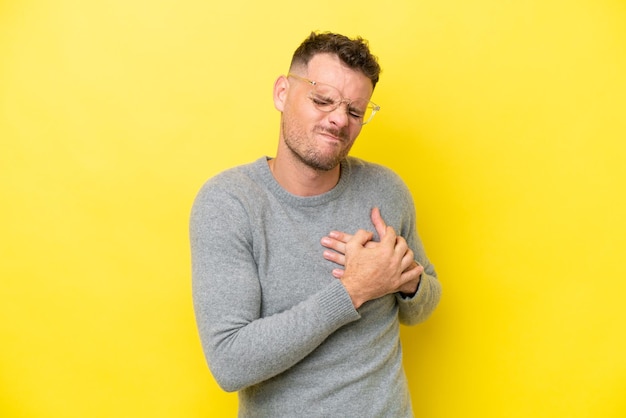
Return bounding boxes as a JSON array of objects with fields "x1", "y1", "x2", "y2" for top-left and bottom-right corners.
[{"x1": 316, "y1": 280, "x2": 361, "y2": 330}]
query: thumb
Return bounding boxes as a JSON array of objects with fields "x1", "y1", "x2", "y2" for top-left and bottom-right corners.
[
  {"x1": 380, "y1": 224, "x2": 397, "y2": 247},
  {"x1": 370, "y1": 207, "x2": 387, "y2": 240}
]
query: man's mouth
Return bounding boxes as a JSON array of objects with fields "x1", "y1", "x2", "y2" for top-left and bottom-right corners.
[{"x1": 316, "y1": 127, "x2": 348, "y2": 142}]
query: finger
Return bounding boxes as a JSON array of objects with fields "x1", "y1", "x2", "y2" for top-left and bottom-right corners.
[
  {"x1": 323, "y1": 249, "x2": 346, "y2": 266},
  {"x1": 400, "y1": 263, "x2": 423, "y2": 288},
  {"x1": 393, "y1": 236, "x2": 410, "y2": 258},
  {"x1": 399, "y1": 248, "x2": 415, "y2": 272},
  {"x1": 328, "y1": 230, "x2": 353, "y2": 244},
  {"x1": 332, "y1": 268, "x2": 344, "y2": 278},
  {"x1": 398, "y1": 275, "x2": 421, "y2": 295},
  {"x1": 370, "y1": 207, "x2": 387, "y2": 240},
  {"x1": 409, "y1": 262, "x2": 424, "y2": 277},
  {"x1": 403, "y1": 260, "x2": 419, "y2": 273},
  {"x1": 380, "y1": 225, "x2": 397, "y2": 249},
  {"x1": 350, "y1": 229, "x2": 374, "y2": 247},
  {"x1": 320, "y1": 236, "x2": 347, "y2": 255}
]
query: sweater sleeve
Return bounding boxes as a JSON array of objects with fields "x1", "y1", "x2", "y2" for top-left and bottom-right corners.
[
  {"x1": 396, "y1": 269, "x2": 442, "y2": 325},
  {"x1": 190, "y1": 179, "x2": 361, "y2": 392},
  {"x1": 395, "y1": 225, "x2": 442, "y2": 325},
  {"x1": 388, "y1": 173, "x2": 442, "y2": 325}
]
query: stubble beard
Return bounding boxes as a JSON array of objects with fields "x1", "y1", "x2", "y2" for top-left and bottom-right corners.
[{"x1": 282, "y1": 118, "x2": 353, "y2": 172}]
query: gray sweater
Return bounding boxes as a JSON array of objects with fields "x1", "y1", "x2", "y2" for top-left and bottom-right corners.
[{"x1": 190, "y1": 156, "x2": 442, "y2": 417}]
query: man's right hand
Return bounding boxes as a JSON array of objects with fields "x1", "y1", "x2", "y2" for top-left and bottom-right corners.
[{"x1": 321, "y1": 208, "x2": 423, "y2": 309}]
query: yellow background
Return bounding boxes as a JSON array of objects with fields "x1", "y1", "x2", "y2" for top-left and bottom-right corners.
[{"x1": 2, "y1": 0, "x2": 625, "y2": 417}]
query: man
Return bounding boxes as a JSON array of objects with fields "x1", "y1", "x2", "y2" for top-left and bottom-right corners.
[{"x1": 191, "y1": 31, "x2": 442, "y2": 417}]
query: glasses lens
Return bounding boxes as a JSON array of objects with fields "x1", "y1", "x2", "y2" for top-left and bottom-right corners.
[
  {"x1": 310, "y1": 84, "x2": 341, "y2": 112},
  {"x1": 350, "y1": 99, "x2": 373, "y2": 124},
  {"x1": 309, "y1": 82, "x2": 378, "y2": 125}
]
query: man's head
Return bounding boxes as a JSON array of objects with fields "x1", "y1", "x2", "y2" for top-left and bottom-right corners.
[
  {"x1": 289, "y1": 32, "x2": 381, "y2": 90},
  {"x1": 273, "y1": 32, "x2": 381, "y2": 173}
]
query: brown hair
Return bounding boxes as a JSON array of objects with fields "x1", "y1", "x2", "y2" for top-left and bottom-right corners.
[{"x1": 290, "y1": 31, "x2": 381, "y2": 88}]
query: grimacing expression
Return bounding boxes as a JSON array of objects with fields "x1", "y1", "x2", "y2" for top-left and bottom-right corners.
[{"x1": 280, "y1": 54, "x2": 374, "y2": 171}]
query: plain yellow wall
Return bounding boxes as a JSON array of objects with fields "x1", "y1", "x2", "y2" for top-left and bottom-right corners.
[{"x1": 2, "y1": 0, "x2": 625, "y2": 417}]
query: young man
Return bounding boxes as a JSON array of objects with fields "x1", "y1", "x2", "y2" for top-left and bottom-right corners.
[{"x1": 191, "y1": 32, "x2": 442, "y2": 417}]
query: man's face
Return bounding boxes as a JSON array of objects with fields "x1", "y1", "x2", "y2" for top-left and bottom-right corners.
[{"x1": 279, "y1": 53, "x2": 374, "y2": 171}]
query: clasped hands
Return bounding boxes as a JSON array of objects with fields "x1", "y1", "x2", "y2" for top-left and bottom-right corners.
[{"x1": 320, "y1": 207, "x2": 423, "y2": 309}]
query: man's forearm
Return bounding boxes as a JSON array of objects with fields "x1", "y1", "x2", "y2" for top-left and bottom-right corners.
[{"x1": 194, "y1": 280, "x2": 360, "y2": 392}]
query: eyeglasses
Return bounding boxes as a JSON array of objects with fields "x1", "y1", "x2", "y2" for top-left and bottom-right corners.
[{"x1": 287, "y1": 73, "x2": 380, "y2": 125}]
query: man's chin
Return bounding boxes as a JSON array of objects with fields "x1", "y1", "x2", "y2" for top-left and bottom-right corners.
[{"x1": 297, "y1": 153, "x2": 341, "y2": 172}]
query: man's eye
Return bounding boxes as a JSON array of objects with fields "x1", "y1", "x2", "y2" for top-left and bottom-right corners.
[
  {"x1": 311, "y1": 95, "x2": 335, "y2": 106},
  {"x1": 349, "y1": 108, "x2": 365, "y2": 119}
]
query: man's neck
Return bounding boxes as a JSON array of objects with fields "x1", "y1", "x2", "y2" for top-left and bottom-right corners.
[{"x1": 268, "y1": 156, "x2": 340, "y2": 197}]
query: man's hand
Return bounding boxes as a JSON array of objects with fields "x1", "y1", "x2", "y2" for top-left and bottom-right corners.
[{"x1": 320, "y1": 207, "x2": 423, "y2": 308}]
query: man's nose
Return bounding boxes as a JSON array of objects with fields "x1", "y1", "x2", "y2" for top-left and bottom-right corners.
[{"x1": 327, "y1": 101, "x2": 350, "y2": 128}]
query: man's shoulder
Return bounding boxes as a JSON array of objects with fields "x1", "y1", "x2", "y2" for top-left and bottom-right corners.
[
  {"x1": 194, "y1": 157, "x2": 268, "y2": 204},
  {"x1": 211, "y1": 157, "x2": 261, "y2": 179},
  {"x1": 345, "y1": 156, "x2": 405, "y2": 186},
  {"x1": 203, "y1": 157, "x2": 265, "y2": 187}
]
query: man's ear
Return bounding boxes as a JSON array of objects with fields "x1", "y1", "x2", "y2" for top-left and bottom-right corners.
[{"x1": 273, "y1": 75, "x2": 289, "y2": 112}]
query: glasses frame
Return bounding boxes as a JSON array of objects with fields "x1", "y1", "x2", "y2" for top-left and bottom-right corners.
[{"x1": 287, "y1": 73, "x2": 380, "y2": 126}]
